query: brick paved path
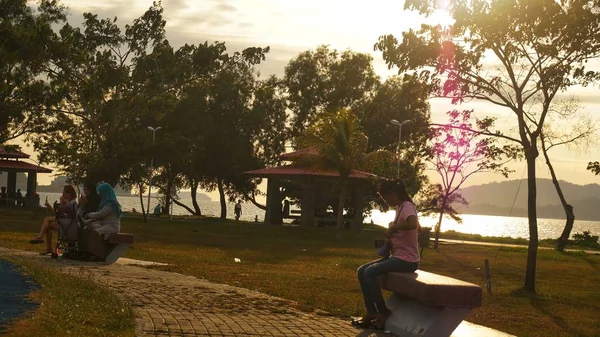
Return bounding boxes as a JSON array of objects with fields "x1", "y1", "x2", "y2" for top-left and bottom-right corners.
[{"x1": 1, "y1": 249, "x2": 387, "y2": 337}]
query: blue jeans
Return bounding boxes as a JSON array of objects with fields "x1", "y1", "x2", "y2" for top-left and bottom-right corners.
[{"x1": 357, "y1": 257, "x2": 419, "y2": 314}]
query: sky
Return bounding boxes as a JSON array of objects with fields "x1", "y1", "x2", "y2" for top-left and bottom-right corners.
[{"x1": 13, "y1": 0, "x2": 600, "y2": 194}]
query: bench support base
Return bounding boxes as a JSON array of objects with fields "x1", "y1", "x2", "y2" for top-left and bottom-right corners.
[
  {"x1": 385, "y1": 294, "x2": 471, "y2": 337},
  {"x1": 105, "y1": 243, "x2": 132, "y2": 264}
]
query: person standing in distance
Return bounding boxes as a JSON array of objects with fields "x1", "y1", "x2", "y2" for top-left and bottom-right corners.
[{"x1": 234, "y1": 200, "x2": 242, "y2": 221}]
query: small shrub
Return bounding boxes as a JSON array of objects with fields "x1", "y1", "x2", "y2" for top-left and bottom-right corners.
[{"x1": 571, "y1": 231, "x2": 600, "y2": 248}]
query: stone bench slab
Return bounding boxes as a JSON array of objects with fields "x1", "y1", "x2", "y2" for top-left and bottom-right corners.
[
  {"x1": 380, "y1": 270, "x2": 482, "y2": 308},
  {"x1": 108, "y1": 233, "x2": 135, "y2": 244}
]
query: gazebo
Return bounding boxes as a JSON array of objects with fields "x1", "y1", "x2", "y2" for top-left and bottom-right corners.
[
  {"x1": 244, "y1": 148, "x2": 377, "y2": 229},
  {"x1": 0, "y1": 147, "x2": 53, "y2": 208}
]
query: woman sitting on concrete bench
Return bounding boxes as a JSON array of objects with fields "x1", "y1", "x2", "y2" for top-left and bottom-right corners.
[
  {"x1": 77, "y1": 182, "x2": 101, "y2": 225},
  {"x1": 355, "y1": 179, "x2": 420, "y2": 330},
  {"x1": 29, "y1": 185, "x2": 78, "y2": 255},
  {"x1": 82, "y1": 182, "x2": 122, "y2": 235}
]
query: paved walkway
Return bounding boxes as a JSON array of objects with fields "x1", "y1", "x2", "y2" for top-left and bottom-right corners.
[
  {"x1": 0, "y1": 248, "x2": 513, "y2": 337},
  {"x1": 0, "y1": 248, "x2": 378, "y2": 337}
]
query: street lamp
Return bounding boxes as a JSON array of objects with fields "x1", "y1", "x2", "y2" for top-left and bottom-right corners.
[
  {"x1": 390, "y1": 119, "x2": 411, "y2": 178},
  {"x1": 146, "y1": 126, "x2": 162, "y2": 221}
]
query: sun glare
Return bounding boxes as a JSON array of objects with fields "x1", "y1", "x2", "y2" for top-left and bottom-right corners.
[
  {"x1": 427, "y1": 0, "x2": 455, "y2": 28},
  {"x1": 428, "y1": 8, "x2": 455, "y2": 28}
]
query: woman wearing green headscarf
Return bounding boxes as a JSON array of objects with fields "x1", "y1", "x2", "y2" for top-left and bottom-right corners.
[{"x1": 83, "y1": 182, "x2": 122, "y2": 235}]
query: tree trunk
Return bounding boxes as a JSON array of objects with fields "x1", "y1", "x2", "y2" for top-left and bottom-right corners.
[
  {"x1": 433, "y1": 197, "x2": 448, "y2": 249},
  {"x1": 138, "y1": 183, "x2": 147, "y2": 222},
  {"x1": 172, "y1": 199, "x2": 198, "y2": 215},
  {"x1": 190, "y1": 178, "x2": 202, "y2": 215},
  {"x1": 556, "y1": 205, "x2": 575, "y2": 251},
  {"x1": 218, "y1": 179, "x2": 226, "y2": 219},
  {"x1": 541, "y1": 135, "x2": 576, "y2": 251},
  {"x1": 336, "y1": 181, "x2": 347, "y2": 241},
  {"x1": 243, "y1": 192, "x2": 267, "y2": 211},
  {"x1": 164, "y1": 176, "x2": 172, "y2": 216},
  {"x1": 524, "y1": 150, "x2": 539, "y2": 293}
]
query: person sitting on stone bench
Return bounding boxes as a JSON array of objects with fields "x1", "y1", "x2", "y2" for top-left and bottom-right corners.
[
  {"x1": 29, "y1": 185, "x2": 78, "y2": 255},
  {"x1": 73, "y1": 182, "x2": 101, "y2": 258},
  {"x1": 355, "y1": 179, "x2": 420, "y2": 330},
  {"x1": 78, "y1": 182, "x2": 123, "y2": 261},
  {"x1": 82, "y1": 182, "x2": 122, "y2": 235},
  {"x1": 77, "y1": 182, "x2": 101, "y2": 224}
]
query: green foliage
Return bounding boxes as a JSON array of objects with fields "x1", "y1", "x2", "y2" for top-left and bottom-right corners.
[
  {"x1": 16, "y1": 3, "x2": 282, "y2": 219},
  {"x1": 588, "y1": 161, "x2": 600, "y2": 175},
  {"x1": 572, "y1": 231, "x2": 600, "y2": 248},
  {"x1": 0, "y1": 0, "x2": 66, "y2": 144},
  {"x1": 354, "y1": 75, "x2": 431, "y2": 153},
  {"x1": 284, "y1": 45, "x2": 379, "y2": 140},
  {"x1": 30, "y1": 2, "x2": 168, "y2": 185},
  {"x1": 299, "y1": 109, "x2": 368, "y2": 177}
]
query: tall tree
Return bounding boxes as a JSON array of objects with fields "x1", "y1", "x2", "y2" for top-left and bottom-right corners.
[
  {"x1": 243, "y1": 76, "x2": 290, "y2": 210},
  {"x1": 299, "y1": 109, "x2": 368, "y2": 240},
  {"x1": 0, "y1": 0, "x2": 66, "y2": 144},
  {"x1": 198, "y1": 45, "x2": 270, "y2": 219},
  {"x1": 355, "y1": 75, "x2": 431, "y2": 153},
  {"x1": 376, "y1": 0, "x2": 600, "y2": 292},
  {"x1": 284, "y1": 45, "x2": 379, "y2": 142},
  {"x1": 31, "y1": 3, "x2": 168, "y2": 185}
]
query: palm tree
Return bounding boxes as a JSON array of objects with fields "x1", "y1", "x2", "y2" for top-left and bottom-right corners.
[{"x1": 298, "y1": 109, "x2": 368, "y2": 240}]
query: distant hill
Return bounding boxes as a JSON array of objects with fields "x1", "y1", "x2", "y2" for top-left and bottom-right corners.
[{"x1": 456, "y1": 179, "x2": 600, "y2": 221}]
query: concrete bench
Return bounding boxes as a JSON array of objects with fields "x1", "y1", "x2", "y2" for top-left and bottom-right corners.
[
  {"x1": 379, "y1": 270, "x2": 482, "y2": 337},
  {"x1": 79, "y1": 231, "x2": 135, "y2": 264},
  {"x1": 105, "y1": 233, "x2": 135, "y2": 264}
]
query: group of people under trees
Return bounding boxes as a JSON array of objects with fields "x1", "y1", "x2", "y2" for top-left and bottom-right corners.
[
  {"x1": 28, "y1": 182, "x2": 122, "y2": 257},
  {"x1": 0, "y1": 186, "x2": 28, "y2": 206}
]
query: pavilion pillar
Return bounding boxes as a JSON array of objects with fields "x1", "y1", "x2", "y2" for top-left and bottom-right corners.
[
  {"x1": 300, "y1": 182, "x2": 316, "y2": 227},
  {"x1": 7, "y1": 171, "x2": 17, "y2": 205},
  {"x1": 26, "y1": 171, "x2": 37, "y2": 208},
  {"x1": 265, "y1": 178, "x2": 282, "y2": 225},
  {"x1": 351, "y1": 185, "x2": 365, "y2": 230},
  {"x1": 314, "y1": 182, "x2": 327, "y2": 214}
]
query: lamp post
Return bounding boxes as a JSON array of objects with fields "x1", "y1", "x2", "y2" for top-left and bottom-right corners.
[
  {"x1": 390, "y1": 119, "x2": 411, "y2": 178},
  {"x1": 146, "y1": 126, "x2": 162, "y2": 221}
]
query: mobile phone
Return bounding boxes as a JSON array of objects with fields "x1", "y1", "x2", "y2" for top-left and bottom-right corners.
[{"x1": 374, "y1": 239, "x2": 386, "y2": 248}]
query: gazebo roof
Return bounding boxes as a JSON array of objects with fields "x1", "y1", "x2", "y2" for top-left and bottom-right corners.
[
  {"x1": 244, "y1": 165, "x2": 377, "y2": 180},
  {"x1": 0, "y1": 147, "x2": 30, "y2": 159},
  {"x1": 0, "y1": 160, "x2": 53, "y2": 173},
  {"x1": 279, "y1": 147, "x2": 320, "y2": 162}
]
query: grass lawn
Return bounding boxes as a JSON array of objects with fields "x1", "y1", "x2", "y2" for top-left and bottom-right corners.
[
  {"x1": 0, "y1": 255, "x2": 134, "y2": 337},
  {"x1": 1, "y1": 208, "x2": 599, "y2": 337}
]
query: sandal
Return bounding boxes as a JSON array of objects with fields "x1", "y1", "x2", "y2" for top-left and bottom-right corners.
[
  {"x1": 370, "y1": 311, "x2": 392, "y2": 330},
  {"x1": 29, "y1": 238, "x2": 44, "y2": 244},
  {"x1": 39, "y1": 248, "x2": 53, "y2": 255},
  {"x1": 351, "y1": 314, "x2": 378, "y2": 329}
]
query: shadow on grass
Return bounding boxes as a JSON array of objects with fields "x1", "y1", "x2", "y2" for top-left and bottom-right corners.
[
  {"x1": 579, "y1": 255, "x2": 600, "y2": 273},
  {"x1": 530, "y1": 299, "x2": 585, "y2": 337},
  {"x1": 510, "y1": 288, "x2": 586, "y2": 337}
]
